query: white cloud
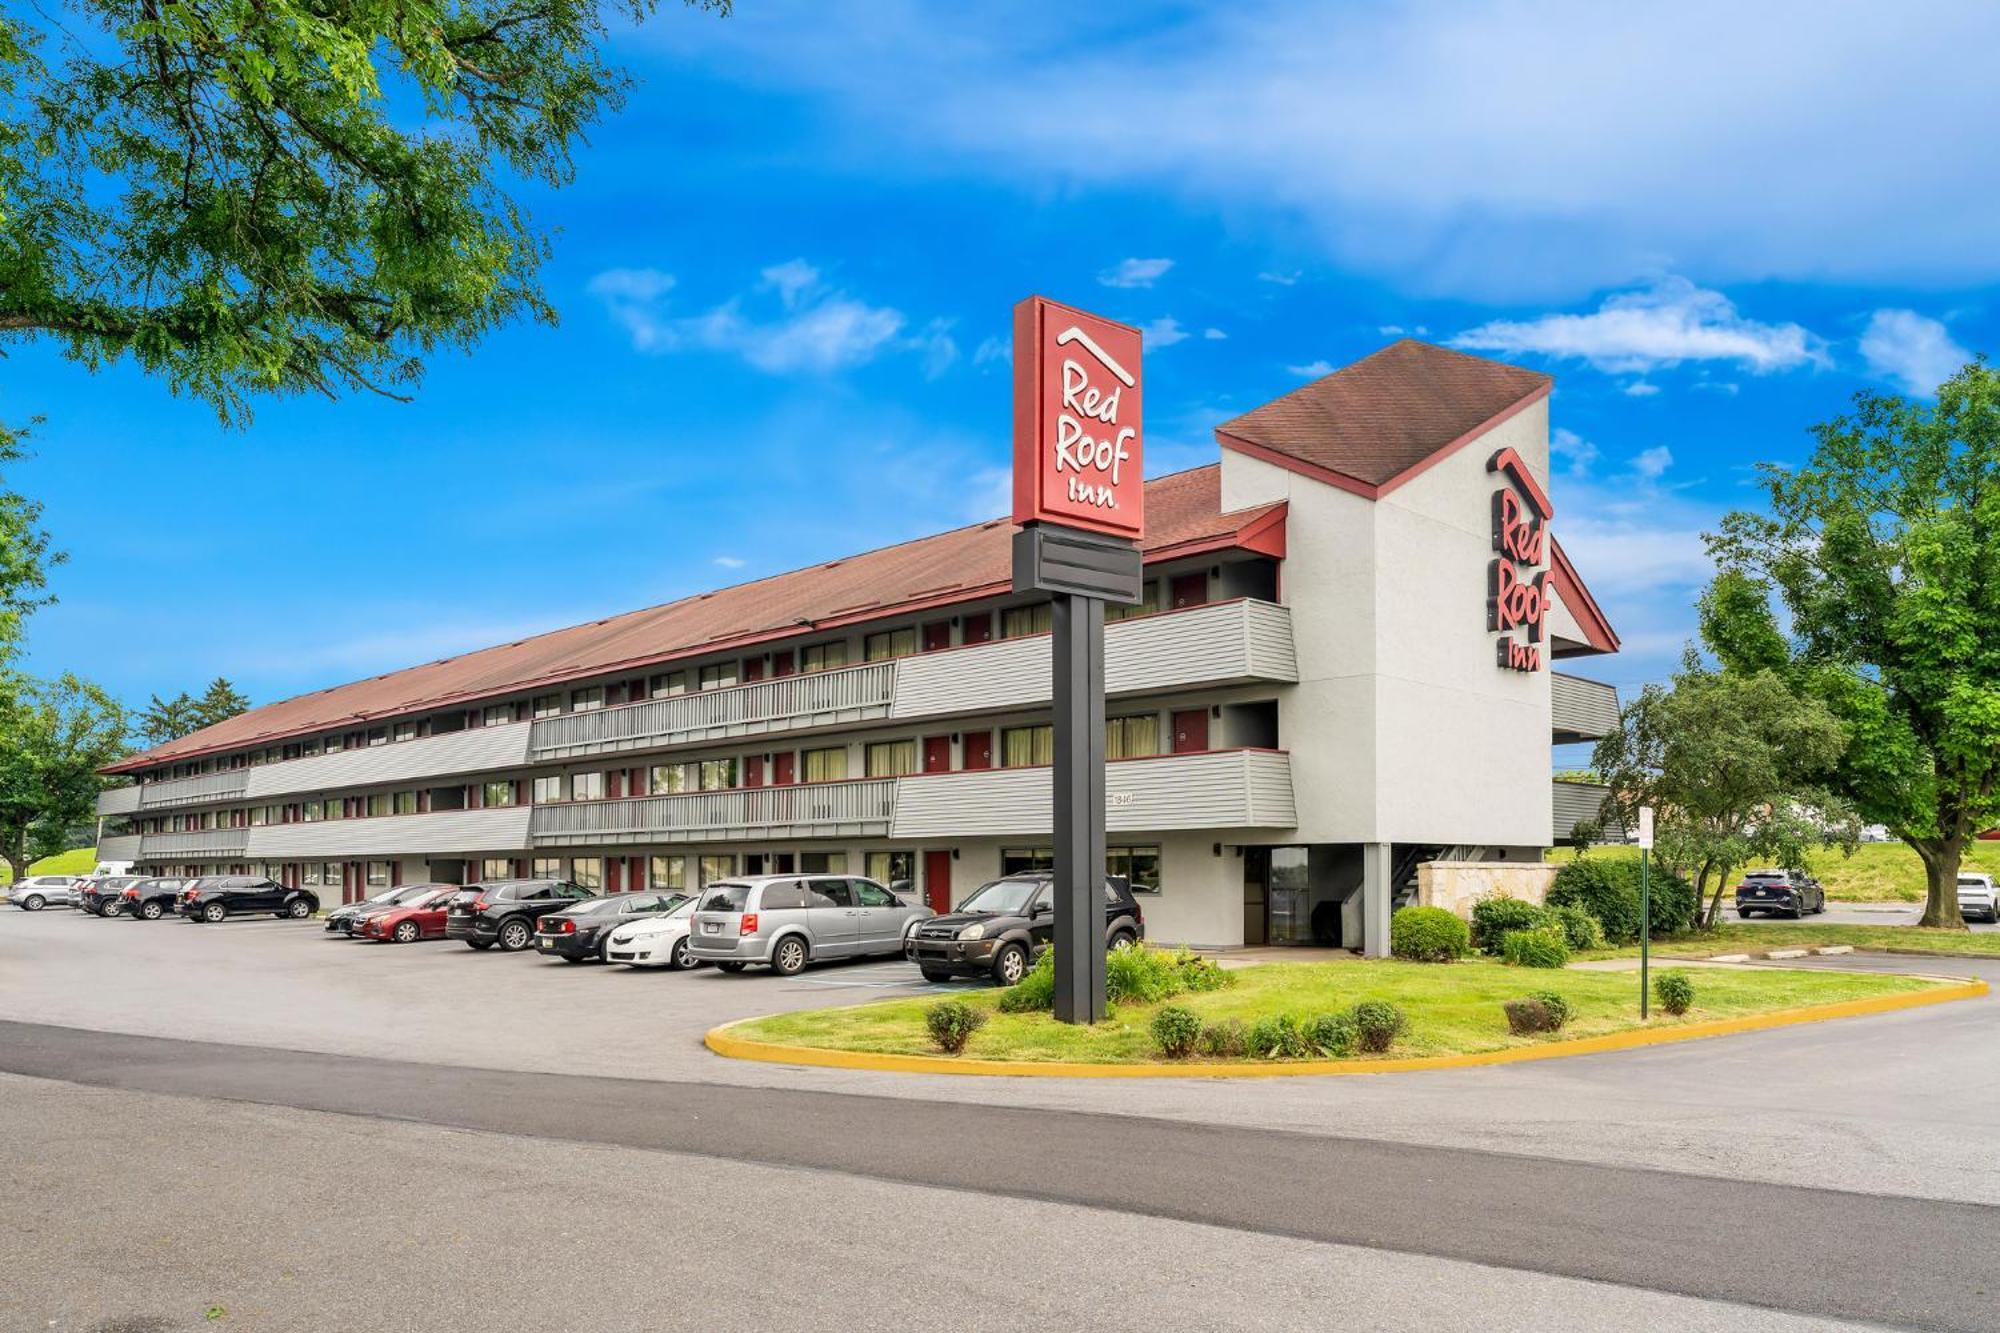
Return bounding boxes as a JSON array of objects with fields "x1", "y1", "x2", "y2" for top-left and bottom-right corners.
[
  {"x1": 1622, "y1": 381, "x2": 1661, "y2": 397},
  {"x1": 1550, "y1": 426, "x2": 1599, "y2": 476},
  {"x1": 973, "y1": 335, "x2": 1010, "y2": 366},
  {"x1": 1452, "y1": 278, "x2": 1827, "y2": 375},
  {"x1": 1859, "y1": 309, "x2": 1971, "y2": 397},
  {"x1": 1378, "y1": 325, "x2": 1405, "y2": 337},
  {"x1": 1630, "y1": 445, "x2": 1673, "y2": 480},
  {"x1": 713, "y1": 555, "x2": 746, "y2": 569},
  {"x1": 1258, "y1": 270, "x2": 1301, "y2": 286},
  {"x1": 1286, "y1": 359, "x2": 1334, "y2": 378},
  {"x1": 905, "y1": 318, "x2": 960, "y2": 379},
  {"x1": 1203, "y1": 327, "x2": 1227, "y2": 341},
  {"x1": 1099, "y1": 257, "x2": 1174, "y2": 289},
  {"x1": 1144, "y1": 317, "x2": 1190, "y2": 348},
  {"x1": 588, "y1": 261, "x2": 910, "y2": 373}
]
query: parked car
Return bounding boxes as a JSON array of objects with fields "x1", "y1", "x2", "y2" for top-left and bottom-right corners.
[
  {"x1": 77, "y1": 875, "x2": 144, "y2": 917},
  {"x1": 1958, "y1": 874, "x2": 2000, "y2": 924},
  {"x1": 604, "y1": 897, "x2": 703, "y2": 969},
  {"x1": 354, "y1": 886, "x2": 460, "y2": 943},
  {"x1": 6, "y1": 875, "x2": 81, "y2": 911},
  {"x1": 444, "y1": 879, "x2": 596, "y2": 951},
  {"x1": 687, "y1": 874, "x2": 933, "y2": 976},
  {"x1": 905, "y1": 872, "x2": 1146, "y2": 984},
  {"x1": 179, "y1": 875, "x2": 320, "y2": 923},
  {"x1": 1734, "y1": 869, "x2": 1827, "y2": 919},
  {"x1": 121, "y1": 877, "x2": 187, "y2": 920},
  {"x1": 326, "y1": 882, "x2": 451, "y2": 936},
  {"x1": 534, "y1": 891, "x2": 693, "y2": 963}
]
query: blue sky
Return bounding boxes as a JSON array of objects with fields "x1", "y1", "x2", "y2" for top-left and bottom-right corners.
[{"x1": 11, "y1": 0, "x2": 1999, "y2": 732}]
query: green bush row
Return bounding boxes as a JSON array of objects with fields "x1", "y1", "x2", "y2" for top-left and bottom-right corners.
[
  {"x1": 1547, "y1": 857, "x2": 1697, "y2": 943},
  {"x1": 1001, "y1": 943, "x2": 1233, "y2": 1014},
  {"x1": 1153, "y1": 1000, "x2": 1408, "y2": 1060},
  {"x1": 1470, "y1": 897, "x2": 1604, "y2": 954}
]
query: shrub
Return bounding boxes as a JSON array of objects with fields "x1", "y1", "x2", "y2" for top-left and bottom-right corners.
[
  {"x1": 1470, "y1": 896, "x2": 1552, "y2": 954},
  {"x1": 924, "y1": 1000, "x2": 988, "y2": 1054},
  {"x1": 1503, "y1": 997, "x2": 1555, "y2": 1035},
  {"x1": 1390, "y1": 905, "x2": 1469, "y2": 962},
  {"x1": 1247, "y1": 1013, "x2": 1316, "y2": 1060},
  {"x1": 998, "y1": 949, "x2": 1055, "y2": 1013},
  {"x1": 1350, "y1": 1000, "x2": 1408, "y2": 1053},
  {"x1": 1105, "y1": 942, "x2": 1186, "y2": 1005},
  {"x1": 1528, "y1": 989, "x2": 1574, "y2": 1030},
  {"x1": 1549, "y1": 903, "x2": 1606, "y2": 952},
  {"x1": 1170, "y1": 947, "x2": 1234, "y2": 993},
  {"x1": 1654, "y1": 971, "x2": 1695, "y2": 1016},
  {"x1": 1197, "y1": 1018, "x2": 1249, "y2": 1058},
  {"x1": 1150, "y1": 1004, "x2": 1203, "y2": 1059},
  {"x1": 1547, "y1": 858, "x2": 1698, "y2": 943},
  {"x1": 1501, "y1": 926, "x2": 1571, "y2": 968},
  {"x1": 1307, "y1": 1011, "x2": 1357, "y2": 1057}
]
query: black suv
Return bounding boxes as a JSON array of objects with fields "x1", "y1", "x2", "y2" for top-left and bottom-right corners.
[
  {"x1": 1735, "y1": 869, "x2": 1827, "y2": 919},
  {"x1": 180, "y1": 875, "x2": 320, "y2": 923},
  {"x1": 534, "y1": 891, "x2": 691, "y2": 963},
  {"x1": 122, "y1": 876, "x2": 186, "y2": 920},
  {"x1": 906, "y1": 873, "x2": 1146, "y2": 985},
  {"x1": 445, "y1": 879, "x2": 596, "y2": 951},
  {"x1": 78, "y1": 876, "x2": 143, "y2": 917}
]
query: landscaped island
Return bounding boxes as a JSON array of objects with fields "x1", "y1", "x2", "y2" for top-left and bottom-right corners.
[{"x1": 717, "y1": 957, "x2": 1962, "y2": 1071}]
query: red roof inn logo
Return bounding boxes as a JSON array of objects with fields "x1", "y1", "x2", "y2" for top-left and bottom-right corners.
[
  {"x1": 1486, "y1": 447, "x2": 1554, "y2": 672},
  {"x1": 1012, "y1": 296, "x2": 1145, "y2": 539}
]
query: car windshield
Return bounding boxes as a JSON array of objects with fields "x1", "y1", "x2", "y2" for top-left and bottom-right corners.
[
  {"x1": 955, "y1": 878, "x2": 1042, "y2": 915},
  {"x1": 664, "y1": 894, "x2": 695, "y2": 917},
  {"x1": 568, "y1": 897, "x2": 630, "y2": 916},
  {"x1": 1959, "y1": 877, "x2": 1990, "y2": 888},
  {"x1": 699, "y1": 883, "x2": 753, "y2": 913}
]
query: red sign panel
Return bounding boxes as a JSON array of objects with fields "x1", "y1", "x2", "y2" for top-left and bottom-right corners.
[
  {"x1": 1012, "y1": 296, "x2": 1145, "y2": 539},
  {"x1": 1486, "y1": 447, "x2": 1554, "y2": 673}
]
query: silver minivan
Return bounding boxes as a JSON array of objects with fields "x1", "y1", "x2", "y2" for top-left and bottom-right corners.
[{"x1": 687, "y1": 874, "x2": 933, "y2": 975}]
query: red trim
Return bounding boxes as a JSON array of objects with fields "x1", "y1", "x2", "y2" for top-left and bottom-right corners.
[
  {"x1": 1486, "y1": 446, "x2": 1554, "y2": 521},
  {"x1": 1548, "y1": 536, "x2": 1620, "y2": 653},
  {"x1": 1215, "y1": 381, "x2": 1552, "y2": 504}
]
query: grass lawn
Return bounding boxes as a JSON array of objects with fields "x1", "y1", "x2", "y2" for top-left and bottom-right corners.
[
  {"x1": 1598, "y1": 922, "x2": 2000, "y2": 960},
  {"x1": 728, "y1": 958, "x2": 1944, "y2": 1066},
  {"x1": 1545, "y1": 840, "x2": 2000, "y2": 904},
  {"x1": 0, "y1": 846, "x2": 96, "y2": 885}
]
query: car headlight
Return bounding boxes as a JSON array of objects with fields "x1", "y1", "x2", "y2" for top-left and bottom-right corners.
[{"x1": 958, "y1": 923, "x2": 986, "y2": 941}]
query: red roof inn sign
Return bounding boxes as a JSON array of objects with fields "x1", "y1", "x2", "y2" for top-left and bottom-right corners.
[
  {"x1": 1013, "y1": 296, "x2": 1145, "y2": 538},
  {"x1": 1487, "y1": 447, "x2": 1553, "y2": 673}
]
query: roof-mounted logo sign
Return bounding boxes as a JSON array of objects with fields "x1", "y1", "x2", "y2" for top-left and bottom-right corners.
[
  {"x1": 1487, "y1": 447, "x2": 1554, "y2": 673},
  {"x1": 1013, "y1": 295, "x2": 1145, "y2": 539}
]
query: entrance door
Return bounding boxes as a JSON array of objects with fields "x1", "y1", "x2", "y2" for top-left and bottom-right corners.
[
  {"x1": 1170, "y1": 572, "x2": 1208, "y2": 609},
  {"x1": 1171, "y1": 708, "x2": 1209, "y2": 754},
  {"x1": 772, "y1": 751, "x2": 796, "y2": 786},
  {"x1": 961, "y1": 613, "x2": 992, "y2": 646},
  {"x1": 922, "y1": 621, "x2": 952, "y2": 653},
  {"x1": 961, "y1": 730, "x2": 993, "y2": 770},
  {"x1": 923, "y1": 849, "x2": 953, "y2": 913},
  {"x1": 921, "y1": 735, "x2": 952, "y2": 773}
]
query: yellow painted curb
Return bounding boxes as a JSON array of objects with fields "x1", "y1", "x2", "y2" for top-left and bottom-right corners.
[{"x1": 704, "y1": 977, "x2": 1988, "y2": 1079}]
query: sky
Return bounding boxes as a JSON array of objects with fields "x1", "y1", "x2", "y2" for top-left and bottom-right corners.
[{"x1": 10, "y1": 0, "x2": 2000, "y2": 743}]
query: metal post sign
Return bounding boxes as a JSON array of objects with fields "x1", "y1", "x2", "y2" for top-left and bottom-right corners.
[
  {"x1": 1637, "y1": 805, "x2": 1654, "y2": 1018},
  {"x1": 1012, "y1": 295, "x2": 1145, "y2": 1025}
]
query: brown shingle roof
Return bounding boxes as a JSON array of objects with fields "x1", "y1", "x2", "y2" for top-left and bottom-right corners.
[
  {"x1": 1216, "y1": 339, "x2": 1551, "y2": 495},
  {"x1": 108, "y1": 466, "x2": 1284, "y2": 773}
]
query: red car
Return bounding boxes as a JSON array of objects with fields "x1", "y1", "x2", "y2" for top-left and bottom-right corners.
[{"x1": 356, "y1": 886, "x2": 457, "y2": 943}]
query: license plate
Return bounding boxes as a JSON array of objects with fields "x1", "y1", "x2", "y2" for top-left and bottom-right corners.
[
  {"x1": 703, "y1": 922, "x2": 720, "y2": 934},
  {"x1": 537, "y1": 939, "x2": 553, "y2": 950}
]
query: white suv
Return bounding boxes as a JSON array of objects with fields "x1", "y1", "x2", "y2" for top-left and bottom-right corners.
[
  {"x1": 7, "y1": 875, "x2": 81, "y2": 911},
  {"x1": 1957, "y1": 874, "x2": 1998, "y2": 924}
]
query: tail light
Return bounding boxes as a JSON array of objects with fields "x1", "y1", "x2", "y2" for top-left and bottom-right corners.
[
  {"x1": 740, "y1": 912, "x2": 759, "y2": 935},
  {"x1": 555, "y1": 918, "x2": 575, "y2": 934},
  {"x1": 122, "y1": 888, "x2": 138, "y2": 899},
  {"x1": 472, "y1": 897, "x2": 489, "y2": 911}
]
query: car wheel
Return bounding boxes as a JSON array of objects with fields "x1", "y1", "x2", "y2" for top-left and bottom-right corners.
[
  {"x1": 1790, "y1": 900, "x2": 1805, "y2": 919},
  {"x1": 392, "y1": 920, "x2": 420, "y2": 944},
  {"x1": 285, "y1": 898, "x2": 312, "y2": 919},
  {"x1": 1108, "y1": 929, "x2": 1137, "y2": 951},
  {"x1": 140, "y1": 901, "x2": 163, "y2": 920},
  {"x1": 771, "y1": 935, "x2": 808, "y2": 976},
  {"x1": 671, "y1": 938, "x2": 696, "y2": 970},
  {"x1": 920, "y1": 965, "x2": 956, "y2": 982},
  {"x1": 496, "y1": 918, "x2": 532, "y2": 952},
  {"x1": 717, "y1": 961, "x2": 747, "y2": 973},
  {"x1": 467, "y1": 939, "x2": 493, "y2": 951},
  {"x1": 201, "y1": 902, "x2": 227, "y2": 923},
  {"x1": 20, "y1": 894, "x2": 42, "y2": 912},
  {"x1": 991, "y1": 942, "x2": 1028, "y2": 987}
]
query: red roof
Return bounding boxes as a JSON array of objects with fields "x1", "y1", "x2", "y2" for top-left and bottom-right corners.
[
  {"x1": 1216, "y1": 339, "x2": 1551, "y2": 499},
  {"x1": 108, "y1": 466, "x2": 1286, "y2": 773}
]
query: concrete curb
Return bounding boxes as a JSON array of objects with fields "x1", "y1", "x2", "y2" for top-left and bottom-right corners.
[{"x1": 703, "y1": 977, "x2": 1988, "y2": 1080}]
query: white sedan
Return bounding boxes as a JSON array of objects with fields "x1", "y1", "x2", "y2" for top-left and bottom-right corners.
[
  {"x1": 604, "y1": 898, "x2": 702, "y2": 969},
  {"x1": 1958, "y1": 874, "x2": 1999, "y2": 924}
]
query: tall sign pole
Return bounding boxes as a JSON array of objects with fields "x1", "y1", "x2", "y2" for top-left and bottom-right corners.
[
  {"x1": 1637, "y1": 805, "x2": 1654, "y2": 1018},
  {"x1": 1011, "y1": 296, "x2": 1145, "y2": 1025}
]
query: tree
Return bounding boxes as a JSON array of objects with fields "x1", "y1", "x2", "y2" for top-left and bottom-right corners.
[
  {"x1": 1709, "y1": 358, "x2": 2000, "y2": 929},
  {"x1": 1592, "y1": 649, "x2": 1853, "y2": 928},
  {"x1": 138, "y1": 691, "x2": 203, "y2": 746},
  {"x1": 0, "y1": 0, "x2": 730, "y2": 424},
  {"x1": 194, "y1": 678, "x2": 251, "y2": 729},
  {"x1": 0, "y1": 424, "x2": 61, "y2": 661},
  {"x1": 0, "y1": 673, "x2": 127, "y2": 882}
]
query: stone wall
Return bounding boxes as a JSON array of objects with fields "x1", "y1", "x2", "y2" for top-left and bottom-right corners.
[{"x1": 1417, "y1": 861, "x2": 1557, "y2": 919}]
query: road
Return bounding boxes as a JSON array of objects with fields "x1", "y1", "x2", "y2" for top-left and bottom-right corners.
[{"x1": 3, "y1": 908, "x2": 1997, "y2": 1329}]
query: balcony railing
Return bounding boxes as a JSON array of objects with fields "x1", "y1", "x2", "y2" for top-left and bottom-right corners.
[
  {"x1": 96, "y1": 834, "x2": 142, "y2": 864},
  {"x1": 888, "y1": 749, "x2": 1297, "y2": 839},
  {"x1": 96, "y1": 785, "x2": 143, "y2": 816},
  {"x1": 137, "y1": 828, "x2": 250, "y2": 860},
  {"x1": 530, "y1": 664, "x2": 897, "y2": 761},
  {"x1": 137, "y1": 769, "x2": 251, "y2": 810},
  {"x1": 1552, "y1": 779, "x2": 1620, "y2": 844},
  {"x1": 1552, "y1": 673, "x2": 1620, "y2": 743},
  {"x1": 530, "y1": 779, "x2": 898, "y2": 846}
]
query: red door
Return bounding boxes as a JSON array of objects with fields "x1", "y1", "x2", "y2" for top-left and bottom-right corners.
[
  {"x1": 606, "y1": 859, "x2": 624, "y2": 894},
  {"x1": 742, "y1": 656, "x2": 765, "y2": 683},
  {"x1": 1172, "y1": 709, "x2": 1209, "y2": 753},
  {"x1": 921, "y1": 735, "x2": 952, "y2": 773},
  {"x1": 961, "y1": 614, "x2": 992, "y2": 646},
  {"x1": 1171, "y1": 572, "x2": 1208, "y2": 609},
  {"x1": 772, "y1": 751, "x2": 797, "y2": 786},
  {"x1": 771, "y1": 649, "x2": 795, "y2": 678},
  {"x1": 923, "y1": 849, "x2": 954, "y2": 914},
  {"x1": 744, "y1": 754, "x2": 765, "y2": 788},
  {"x1": 962, "y1": 730, "x2": 993, "y2": 770},
  {"x1": 922, "y1": 621, "x2": 952, "y2": 653}
]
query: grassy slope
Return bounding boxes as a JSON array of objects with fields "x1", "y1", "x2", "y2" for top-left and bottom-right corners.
[
  {"x1": 0, "y1": 847, "x2": 97, "y2": 885},
  {"x1": 732, "y1": 958, "x2": 1937, "y2": 1064},
  {"x1": 1545, "y1": 841, "x2": 2000, "y2": 904}
]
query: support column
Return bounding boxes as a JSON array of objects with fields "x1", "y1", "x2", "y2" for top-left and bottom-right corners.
[
  {"x1": 1361, "y1": 842, "x2": 1392, "y2": 958},
  {"x1": 1051, "y1": 592, "x2": 1108, "y2": 1023}
]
